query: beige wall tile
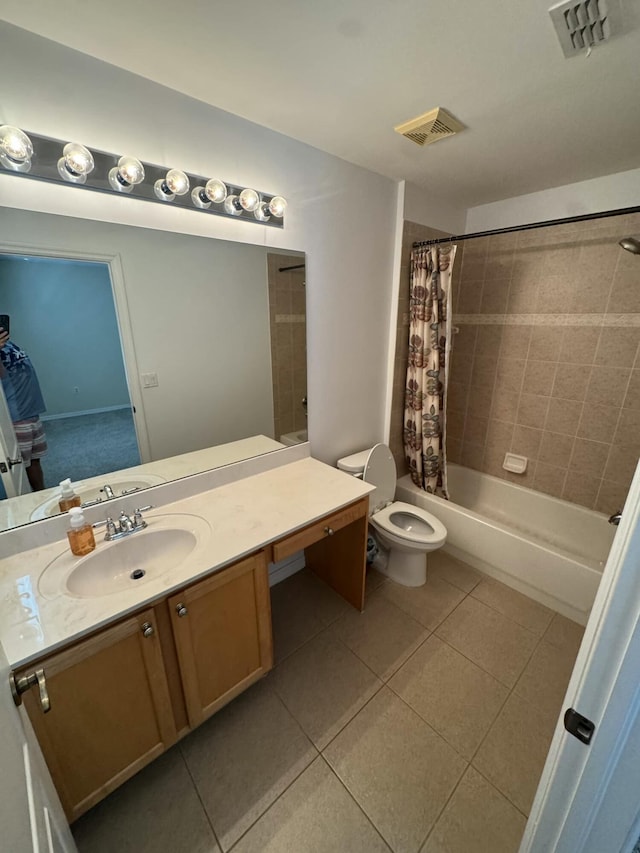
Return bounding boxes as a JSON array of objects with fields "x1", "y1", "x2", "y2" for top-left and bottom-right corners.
[
  {"x1": 496, "y1": 358, "x2": 526, "y2": 393},
  {"x1": 533, "y1": 463, "x2": 567, "y2": 498},
  {"x1": 586, "y1": 366, "x2": 631, "y2": 407},
  {"x1": 552, "y1": 363, "x2": 590, "y2": 401},
  {"x1": 491, "y1": 387, "x2": 520, "y2": 423},
  {"x1": 539, "y1": 431, "x2": 574, "y2": 469},
  {"x1": 596, "y1": 479, "x2": 630, "y2": 514},
  {"x1": 570, "y1": 438, "x2": 610, "y2": 477},
  {"x1": 604, "y1": 444, "x2": 638, "y2": 487},
  {"x1": 507, "y1": 277, "x2": 539, "y2": 313},
  {"x1": 500, "y1": 325, "x2": 533, "y2": 360},
  {"x1": 536, "y1": 274, "x2": 577, "y2": 314},
  {"x1": 607, "y1": 268, "x2": 640, "y2": 314},
  {"x1": 577, "y1": 403, "x2": 622, "y2": 443},
  {"x1": 481, "y1": 280, "x2": 510, "y2": 314},
  {"x1": 558, "y1": 327, "x2": 601, "y2": 365},
  {"x1": 624, "y1": 369, "x2": 640, "y2": 409},
  {"x1": 511, "y1": 425, "x2": 543, "y2": 459},
  {"x1": 614, "y1": 408, "x2": 640, "y2": 449},
  {"x1": 523, "y1": 360, "x2": 556, "y2": 396},
  {"x1": 562, "y1": 471, "x2": 601, "y2": 508},
  {"x1": 473, "y1": 355, "x2": 499, "y2": 389},
  {"x1": 476, "y1": 325, "x2": 504, "y2": 359},
  {"x1": 545, "y1": 398, "x2": 583, "y2": 435},
  {"x1": 528, "y1": 327, "x2": 564, "y2": 362},
  {"x1": 465, "y1": 414, "x2": 489, "y2": 445},
  {"x1": 595, "y1": 328, "x2": 640, "y2": 368},
  {"x1": 517, "y1": 393, "x2": 550, "y2": 429},
  {"x1": 461, "y1": 441, "x2": 485, "y2": 470}
]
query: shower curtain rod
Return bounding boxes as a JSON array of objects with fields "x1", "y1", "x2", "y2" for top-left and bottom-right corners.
[
  {"x1": 278, "y1": 263, "x2": 306, "y2": 272},
  {"x1": 412, "y1": 204, "x2": 640, "y2": 248}
]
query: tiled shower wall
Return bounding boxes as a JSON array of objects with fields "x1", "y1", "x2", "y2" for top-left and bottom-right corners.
[
  {"x1": 267, "y1": 253, "x2": 307, "y2": 440},
  {"x1": 390, "y1": 213, "x2": 640, "y2": 513}
]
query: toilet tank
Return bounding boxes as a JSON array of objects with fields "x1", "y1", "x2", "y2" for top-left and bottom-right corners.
[{"x1": 336, "y1": 449, "x2": 370, "y2": 477}]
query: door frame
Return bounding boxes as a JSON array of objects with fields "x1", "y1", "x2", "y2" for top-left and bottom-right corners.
[{"x1": 0, "y1": 241, "x2": 151, "y2": 464}]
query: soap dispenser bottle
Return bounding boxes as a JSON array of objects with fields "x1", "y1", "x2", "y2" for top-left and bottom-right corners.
[
  {"x1": 67, "y1": 507, "x2": 96, "y2": 557},
  {"x1": 59, "y1": 478, "x2": 81, "y2": 512}
]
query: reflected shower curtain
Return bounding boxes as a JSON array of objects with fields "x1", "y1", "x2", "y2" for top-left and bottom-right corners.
[{"x1": 404, "y1": 244, "x2": 456, "y2": 496}]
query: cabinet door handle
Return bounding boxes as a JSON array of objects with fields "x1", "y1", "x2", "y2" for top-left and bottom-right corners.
[
  {"x1": 324, "y1": 526, "x2": 335, "y2": 536},
  {"x1": 175, "y1": 603, "x2": 188, "y2": 618},
  {"x1": 141, "y1": 622, "x2": 154, "y2": 638},
  {"x1": 10, "y1": 668, "x2": 51, "y2": 713}
]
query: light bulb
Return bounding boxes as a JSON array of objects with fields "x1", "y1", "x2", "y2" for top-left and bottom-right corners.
[
  {"x1": 254, "y1": 203, "x2": 271, "y2": 222},
  {"x1": 223, "y1": 195, "x2": 242, "y2": 216},
  {"x1": 205, "y1": 178, "x2": 227, "y2": 203},
  {"x1": 0, "y1": 125, "x2": 33, "y2": 172},
  {"x1": 239, "y1": 188, "x2": 260, "y2": 212},
  {"x1": 108, "y1": 156, "x2": 145, "y2": 193},
  {"x1": 154, "y1": 169, "x2": 189, "y2": 201},
  {"x1": 268, "y1": 196, "x2": 287, "y2": 218},
  {"x1": 191, "y1": 178, "x2": 228, "y2": 209},
  {"x1": 57, "y1": 142, "x2": 94, "y2": 184}
]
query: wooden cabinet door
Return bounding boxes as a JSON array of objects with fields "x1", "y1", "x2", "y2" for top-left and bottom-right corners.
[
  {"x1": 169, "y1": 550, "x2": 273, "y2": 728},
  {"x1": 20, "y1": 609, "x2": 176, "y2": 822}
]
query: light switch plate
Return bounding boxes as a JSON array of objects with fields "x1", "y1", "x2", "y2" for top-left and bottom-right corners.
[{"x1": 141, "y1": 372, "x2": 159, "y2": 388}]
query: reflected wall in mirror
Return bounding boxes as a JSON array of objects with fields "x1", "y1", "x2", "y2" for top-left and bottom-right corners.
[{"x1": 0, "y1": 206, "x2": 307, "y2": 532}]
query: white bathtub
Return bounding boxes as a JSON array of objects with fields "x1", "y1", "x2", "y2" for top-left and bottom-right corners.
[{"x1": 395, "y1": 464, "x2": 617, "y2": 625}]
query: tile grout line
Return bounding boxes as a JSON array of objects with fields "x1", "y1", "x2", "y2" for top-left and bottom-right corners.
[{"x1": 177, "y1": 742, "x2": 224, "y2": 853}]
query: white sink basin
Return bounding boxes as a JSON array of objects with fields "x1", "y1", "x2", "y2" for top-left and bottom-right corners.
[
  {"x1": 38, "y1": 513, "x2": 211, "y2": 599},
  {"x1": 30, "y1": 475, "x2": 167, "y2": 521}
]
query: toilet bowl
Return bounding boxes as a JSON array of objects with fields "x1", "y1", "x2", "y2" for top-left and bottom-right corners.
[{"x1": 337, "y1": 443, "x2": 447, "y2": 587}]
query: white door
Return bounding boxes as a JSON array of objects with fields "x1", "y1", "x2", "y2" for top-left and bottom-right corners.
[
  {"x1": 521, "y1": 460, "x2": 640, "y2": 852},
  {"x1": 0, "y1": 642, "x2": 76, "y2": 852},
  {"x1": 0, "y1": 379, "x2": 28, "y2": 497}
]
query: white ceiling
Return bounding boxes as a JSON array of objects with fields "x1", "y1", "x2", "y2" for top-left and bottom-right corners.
[{"x1": 2, "y1": 0, "x2": 640, "y2": 208}]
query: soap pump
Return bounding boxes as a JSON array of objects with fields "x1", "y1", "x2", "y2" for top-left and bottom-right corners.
[
  {"x1": 58, "y1": 478, "x2": 81, "y2": 513},
  {"x1": 67, "y1": 507, "x2": 96, "y2": 557}
]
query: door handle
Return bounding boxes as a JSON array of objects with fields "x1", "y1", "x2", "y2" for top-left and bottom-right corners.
[{"x1": 10, "y1": 668, "x2": 51, "y2": 713}]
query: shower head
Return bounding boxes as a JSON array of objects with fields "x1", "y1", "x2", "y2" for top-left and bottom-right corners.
[{"x1": 619, "y1": 237, "x2": 640, "y2": 254}]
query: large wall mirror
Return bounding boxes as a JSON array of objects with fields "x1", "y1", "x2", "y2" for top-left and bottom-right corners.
[{"x1": 0, "y1": 206, "x2": 307, "y2": 532}]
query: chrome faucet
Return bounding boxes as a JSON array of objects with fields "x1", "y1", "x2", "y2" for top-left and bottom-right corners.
[
  {"x1": 608, "y1": 509, "x2": 623, "y2": 526},
  {"x1": 101, "y1": 484, "x2": 115, "y2": 499},
  {"x1": 93, "y1": 505, "x2": 154, "y2": 541}
]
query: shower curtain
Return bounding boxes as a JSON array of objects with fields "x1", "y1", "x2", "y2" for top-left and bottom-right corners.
[{"x1": 404, "y1": 244, "x2": 456, "y2": 496}]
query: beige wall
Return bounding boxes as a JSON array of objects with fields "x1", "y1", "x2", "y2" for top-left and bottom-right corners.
[
  {"x1": 267, "y1": 254, "x2": 307, "y2": 440},
  {"x1": 448, "y1": 211, "x2": 640, "y2": 512}
]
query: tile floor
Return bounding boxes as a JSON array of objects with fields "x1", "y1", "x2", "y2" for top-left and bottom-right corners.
[{"x1": 72, "y1": 552, "x2": 585, "y2": 853}]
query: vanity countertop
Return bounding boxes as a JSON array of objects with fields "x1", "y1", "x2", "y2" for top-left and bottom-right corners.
[{"x1": 0, "y1": 458, "x2": 373, "y2": 668}]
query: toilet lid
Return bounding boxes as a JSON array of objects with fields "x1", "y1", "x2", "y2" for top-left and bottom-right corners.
[{"x1": 362, "y1": 443, "x2": 397, "y2": 513}]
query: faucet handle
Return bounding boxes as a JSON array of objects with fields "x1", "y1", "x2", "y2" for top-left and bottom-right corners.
[
  {"x1": 92, "y1": 516, "x2": 117, "y2": 539},
  {"x1": 133, "y1": 505, "x2": 154, "y2": 529}
]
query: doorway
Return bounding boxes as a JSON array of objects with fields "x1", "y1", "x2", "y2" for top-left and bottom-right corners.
[{"x1": 0, "y1": 254, "x2": 140, "y2": 498}]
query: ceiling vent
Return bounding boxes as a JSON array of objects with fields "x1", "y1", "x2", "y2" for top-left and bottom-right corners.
[
  {"x1": 549, "y1": 0, "x2": 623, "y2": 57},
  {"x1": 394, "y1": 107, "x2": 465, "y2": 147}
]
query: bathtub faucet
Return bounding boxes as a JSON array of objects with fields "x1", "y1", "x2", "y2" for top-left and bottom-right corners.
[{"x1": 608, "y1": 509, "x2": 623, "y2": 526}]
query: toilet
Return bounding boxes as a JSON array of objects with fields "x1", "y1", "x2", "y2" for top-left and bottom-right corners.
[{"x1": 337, "y1": 443, "x2": 447, "y2": 587}]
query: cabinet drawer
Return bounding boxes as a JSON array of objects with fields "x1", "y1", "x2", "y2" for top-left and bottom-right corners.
[{"x1": 272, "y1": 497, "x2": 368, "y2": 562}]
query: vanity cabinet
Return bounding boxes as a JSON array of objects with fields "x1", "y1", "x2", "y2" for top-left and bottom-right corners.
[
  {"x1": 16, "y1": 550, "x2": 273, "y2": 822},
  {"x1": 12, "y1": 497, "x2": 367, "y2": 823},
  {"x1": 20, "y1": 608, "x2": 176, "y2": 822},
  {"x1": 169, "y1": 550, "x2": 273, "y2": 728}
]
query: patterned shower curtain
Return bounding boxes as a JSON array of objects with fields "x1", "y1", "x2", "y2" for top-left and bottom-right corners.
[{"x1": 404, "y1": 244, "x2": 456, "y2": 496}]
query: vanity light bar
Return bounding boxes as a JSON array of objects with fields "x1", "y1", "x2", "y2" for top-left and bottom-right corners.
[{"x1": 0, "y1": 126, "x2": 286, "y2": 228}]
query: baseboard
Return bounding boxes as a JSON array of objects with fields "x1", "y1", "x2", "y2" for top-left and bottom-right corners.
[
  {"x1": 268, "y1": 551, "x2": 305, "y2": 587},
  {"x1": 41, "y1": 404, "x2": 131, "y2": 421}
]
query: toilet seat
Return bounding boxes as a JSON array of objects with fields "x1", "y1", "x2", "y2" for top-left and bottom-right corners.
[{"x1": 371, "y1": 501, "x2": 447, "y2": 547}]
